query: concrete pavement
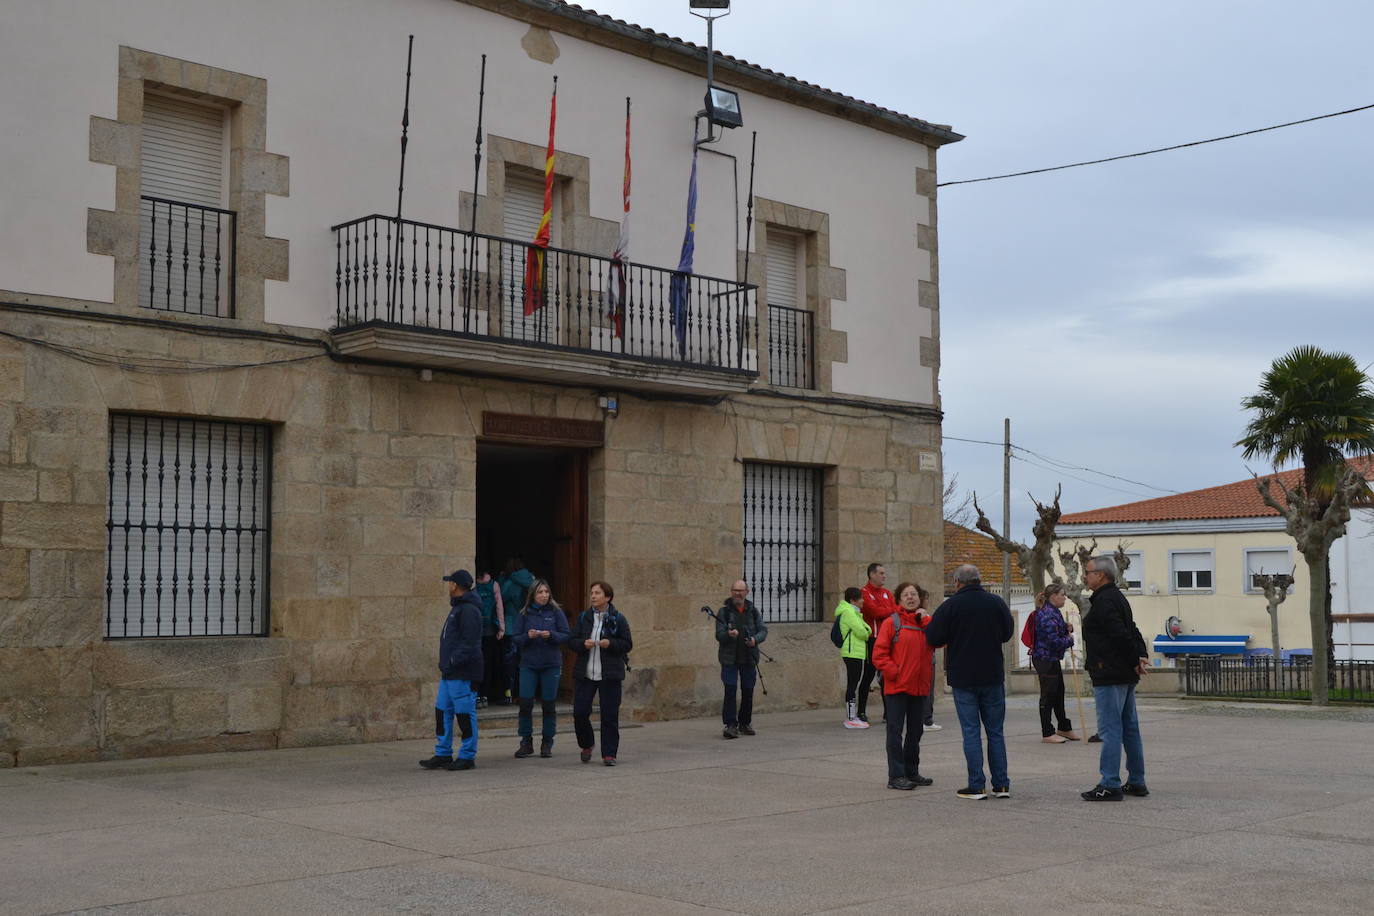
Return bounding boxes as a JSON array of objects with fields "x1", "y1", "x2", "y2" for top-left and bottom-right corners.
[{"x1": 2, "y1": 695, "x2": 1372, "y2": 915}]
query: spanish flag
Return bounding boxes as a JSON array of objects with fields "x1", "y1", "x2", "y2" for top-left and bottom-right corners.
[{"x1": 523, "y1": 78, "x2": 557, "y2": 316}]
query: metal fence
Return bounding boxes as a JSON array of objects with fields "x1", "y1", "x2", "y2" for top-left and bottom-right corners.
[
  {"x1": 743, "y1": 462, "x2": 822, "y2": 623},
  {"x1": 332, "y1": 214, "x2": 757, "y2": 372},
  {"x1": 105, "y1": 415, "x2": 270, "y2": 638},
  {"x1": 140, "y1": 196, "x2": 237, "y2": 317},
  {"x1": 767, "y1": 304, "x2": 814, "y2": 389},
  {"x1": 1184, "y1": 656, "x2": 1374, "y2": 703}
]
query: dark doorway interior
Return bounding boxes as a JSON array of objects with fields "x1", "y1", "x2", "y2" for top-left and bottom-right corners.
[{"x1": 476, "y1": 442, "x2": 588, "y2": 697}]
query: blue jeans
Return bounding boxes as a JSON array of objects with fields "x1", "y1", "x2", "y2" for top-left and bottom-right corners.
[
  {"x1": 1093, "y1": 683, "x2": 1145, "y2": 789},
  {"x1": 518, "y1": 665, "x2": 561, "y2": 741},
  {"x1": 952, "y1": 684, "x2": 1009, "y2": 790},
  {"x1": 434, "y1": 678, "x2": 478, "y2": 760},
  {"x1": 721, "y1": 664, "x2": 757, "y2": 726}
]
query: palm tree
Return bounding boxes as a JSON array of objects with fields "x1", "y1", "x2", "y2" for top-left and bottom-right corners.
[{"x1": 1237, "y1": 346, "x2": 1374, "y2": 702}]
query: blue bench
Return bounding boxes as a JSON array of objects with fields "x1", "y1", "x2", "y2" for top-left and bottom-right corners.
[{"x1": 1152, "y1": 634, "x2": 1249, "y2": 656}]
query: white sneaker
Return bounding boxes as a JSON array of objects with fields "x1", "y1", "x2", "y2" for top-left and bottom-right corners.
[
  {"x1": 924, "y1": 723, "x2": 942, "y2": 731},
  {"x1": 843, "y1": 718, "x2": 869, "y2": 729}
]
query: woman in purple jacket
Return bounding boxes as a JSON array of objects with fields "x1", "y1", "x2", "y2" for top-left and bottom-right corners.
[{"x1": 1031, "y1": 584, "x2": 1081, "y2": 743}]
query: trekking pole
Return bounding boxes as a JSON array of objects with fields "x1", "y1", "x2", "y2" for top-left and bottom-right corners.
[{"x1": 1066, "y1": 612, "x2": 1088, "y2": 743}]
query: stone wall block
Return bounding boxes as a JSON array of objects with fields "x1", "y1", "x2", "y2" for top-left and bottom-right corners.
[
  {"x1": 316, "y1": 554, "x2": 350, "y2": 597},
  {"x1": 37, "y1": 470, "x2": 73, "y2": 503},
  {"x1": 270, "y1": 597, "x2": 359, "y2": 640},
  {"x1": 92, "y1": 640, "x2": 287, "y2": 692},
  {"x1": 226, "y1": 685, "x2": 282, "y2": 733},
  {"x1": 323, "y1": 486, "x2": 398, "y2": 517},
  {"x1": 277, "y1": 725, "x2": 363, "y2": 749},
  {"x1": 415, "y1": 458, "x2": 459, "y2": 489},
  {"x1": 0, "y1": 597, "x2": 100, "y2": 647},
  {"x1": 283, "y1": 683, "x2": 367, "y2": 730},
  {"x1": 1, "y1": 696, "x2": 96, "y2": 752},
  {"x1": 359, "y1": 597, "x2": 402, "y2": 638},
  {"x1": 423, "y1": 518, "x2": 468, "y2": 555},
  {"x1": 349, "y1": 556, "x2": 415, "y2": 597},
  {"x1": 366, "y1": 682, "x2": 420, "y2": 723},
  {"x1": 362, "y1": 517, "x2": 423, "y2": 555},
  {"x1": 0, "y1": 548, "x2": 27, "y2": 598},
  {"x1": 389, "y1": 638, "x2": 432, "y2": 681},
  {"x1": 169, "y1": 690, "x2": 228, "y2": 738},
  {"x1": 390, "y1": 435, "x2": 454, "y2": 458},
  {"x1": 310, "y1": 639, "x2": 392, "y2": 685},
  {"x1": 356, "y1": 457, "x2": 414, "y2": 488},
  {"x1": 403, "y1": 488, "x2": 451, "y2": 518},
  {"x1": 103, "y1": 692, "x2": 171, "y2": 741}
]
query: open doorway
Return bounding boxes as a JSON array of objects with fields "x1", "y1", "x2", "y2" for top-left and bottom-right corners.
[{"x1": 476, "y1": 443, "x2": 588, "y2": 697}]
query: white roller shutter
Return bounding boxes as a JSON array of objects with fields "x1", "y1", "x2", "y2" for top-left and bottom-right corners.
[
  {"x1": 501, "y1": 172, "x2": 560, "y2": 343},
  {"x1": 138, "y1": 94, "x2": 230, "y2": 313},
  {"x1": 766, "y1": 231, "x2": 801, "y2": 307}
]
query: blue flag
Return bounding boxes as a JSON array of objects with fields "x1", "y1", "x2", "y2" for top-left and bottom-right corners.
[{"x1": 669, "y1": 135, "x2": 699, "y2": 358}]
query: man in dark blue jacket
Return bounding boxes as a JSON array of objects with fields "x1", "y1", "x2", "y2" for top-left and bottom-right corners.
[
  {"x1": 420, "y1": 570, "x2": 484, "y2": 771},
  {"x1": 924, "y1": 564, "x2": 1015, "y2": 800},
  {"x1": 716, "y1": 580, "x2": 768, "y2": 739}
]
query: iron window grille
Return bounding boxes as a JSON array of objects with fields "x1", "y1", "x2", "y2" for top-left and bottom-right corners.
[
  {"x1": 105, "y1": 415, "x2": 270, "y2": 638},
  {"x1": 743, "y1": 462, "x2": 822, "y2": 623}
]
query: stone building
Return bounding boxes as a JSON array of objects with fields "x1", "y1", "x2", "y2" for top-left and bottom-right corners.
[{"x1": 0, "y1": 0, "x2": 960, "y2": 765}]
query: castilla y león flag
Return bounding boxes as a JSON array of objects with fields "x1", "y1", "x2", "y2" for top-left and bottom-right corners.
[{"x1": 523, "y1": 79, "x2": 557, "y2": 316}]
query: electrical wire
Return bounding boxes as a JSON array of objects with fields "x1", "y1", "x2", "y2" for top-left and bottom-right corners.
[
  {"x1": 0, "y1": 328, "x2": 329, "y2": 374},
  {"x1": 1011, "y1": 454, "x2": 1156, "y2": 500},
  {"x1": 938, "y1": 102, "x2": 1374, "y2": 187},
  {"x1": 946, "y1": 432, "x2": 1178, "y2": 495}
]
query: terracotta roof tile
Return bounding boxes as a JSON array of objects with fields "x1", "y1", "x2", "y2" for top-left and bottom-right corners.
[
  {"x1": 943, "y1": 521, "x2": 1029, "y2": 586},
  {"x1": 1060, "y1": 457, "x2": 1374, "y2": 525}
]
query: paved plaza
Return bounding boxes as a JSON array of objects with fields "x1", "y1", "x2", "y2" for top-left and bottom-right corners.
[{"x1": 3, "y1": 695, "x2": 1372, "y2": 915}]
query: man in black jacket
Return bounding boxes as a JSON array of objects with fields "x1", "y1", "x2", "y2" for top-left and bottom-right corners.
[
  {"x1": 716, "y1": 580, "x2": 768, "y2": 739},
  {"x1": 1080, "y1": 555, "x2": 1150, "y2": 801},
  {"x1": 420, "y1": 570, "x2": 484, "y2": 771},
  {"x1": 924, "y1": 564, "x2": 1014, "y2": 800}
]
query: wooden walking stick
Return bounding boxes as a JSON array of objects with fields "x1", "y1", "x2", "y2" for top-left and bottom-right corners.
[{"x1": 1066, "y1": 613, "x2": 1088, "y2": 744}]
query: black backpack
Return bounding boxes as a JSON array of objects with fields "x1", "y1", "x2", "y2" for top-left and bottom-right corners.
[{"x1": 829, "y1": 616, "x2": 845, "y2": 648}]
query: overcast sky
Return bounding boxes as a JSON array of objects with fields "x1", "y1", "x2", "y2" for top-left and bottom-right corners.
[{"x1": 582, "y1": 0, "x2": 1374, "y2": 534}]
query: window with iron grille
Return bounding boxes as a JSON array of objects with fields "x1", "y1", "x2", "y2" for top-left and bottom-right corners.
[
  {"x1": 105, "y1": 415, "x2": 270, "y2": 638},
  {"x1": 743, "y1": 462, "x2": 822, "y2": 623}
]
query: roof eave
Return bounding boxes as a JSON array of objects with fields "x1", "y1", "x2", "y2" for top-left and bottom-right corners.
[{"x1": 457, "y1": 0, "x2": 965, "y2": 147}]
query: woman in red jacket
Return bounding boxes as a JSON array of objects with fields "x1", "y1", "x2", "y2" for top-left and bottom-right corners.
[{"x1": 871, "y1": 581, "x2": 935, "y2": 791}]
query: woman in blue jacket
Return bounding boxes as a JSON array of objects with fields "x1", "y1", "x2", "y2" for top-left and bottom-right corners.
[{"x1": 512, "y1": 579, "x2": 570, "y2": 758}]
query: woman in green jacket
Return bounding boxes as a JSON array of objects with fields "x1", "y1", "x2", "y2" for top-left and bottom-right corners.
[{"x1": 836, "y1": 586, "x2": 872, "y2": 729}]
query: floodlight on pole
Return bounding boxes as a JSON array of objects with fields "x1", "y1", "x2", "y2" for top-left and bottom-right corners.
[{"x1": 689, "y1": 0, "x2": 740, "y2": 140}]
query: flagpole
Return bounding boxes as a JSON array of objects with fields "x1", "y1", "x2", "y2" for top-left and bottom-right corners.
[
  {"x1": 389, "y1": 34, "x2": 415, "y2": 322},
  {"x1": 464, "y1": 53, "x2": 487, "y2": 332},
  {"x1": 740, "y1": 130, "x2": 757, "y2": 365}
]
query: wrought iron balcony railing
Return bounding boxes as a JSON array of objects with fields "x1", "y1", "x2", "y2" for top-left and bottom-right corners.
[
  {"x1": 140, "y1": 196, "x2": 237, "y2": 317},
  {"x1": 767, "y1": 304, "x2": 815, "y2": 389},
  {"x1": 331, "y1": 215, "x2": 757, "y2": 373}
]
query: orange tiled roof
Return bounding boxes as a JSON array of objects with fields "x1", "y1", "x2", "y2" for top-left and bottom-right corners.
[
  {"x1": 1060, "y1": 457, "x2": 1374, "y2": 525},
  {"x1": 943, "y1": 521, "x2": 1030, "y2": 586}
]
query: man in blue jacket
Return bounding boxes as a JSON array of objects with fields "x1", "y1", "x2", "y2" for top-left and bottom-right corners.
[
  {"x1": 420, "y1": 570, "x2": 484, "y2": 771},
  {"x1": 924, "y1": 564, "x2": 1015, "y2": 800}
]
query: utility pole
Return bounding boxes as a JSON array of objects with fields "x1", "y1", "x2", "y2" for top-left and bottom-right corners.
[{"x1": 1002, "y1": 418, "x2": 1016, "y2": 670}]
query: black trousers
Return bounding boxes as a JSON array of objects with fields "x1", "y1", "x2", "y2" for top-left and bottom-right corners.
[
  {"x1": 573, "y1": 677, "x2": 622, "y2": 759},
  {"x1": 843, "y1": 656, "x2": 864, "y2": 704},
  {"x1": 856, "y1": 638, "x2": 878, "y2": 716},
  {"x1": 883, "y1": 693, "x2": 926, "y2": 780},
  {"x1": 481, "y1": 634, "x2": 503, "y2": 699},
  {"x1": 1033, "y1": 657, "x2": 1072, "y2": 736}
]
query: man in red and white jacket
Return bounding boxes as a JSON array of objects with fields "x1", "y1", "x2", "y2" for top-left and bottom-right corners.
[{"x1": 857, "y1": 563, "x2": 897, "y2": 722}]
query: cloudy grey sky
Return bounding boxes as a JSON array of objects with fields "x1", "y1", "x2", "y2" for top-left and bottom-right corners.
[{"x1": 585, "y1": 0, "x2": 1374, "y2": 533}]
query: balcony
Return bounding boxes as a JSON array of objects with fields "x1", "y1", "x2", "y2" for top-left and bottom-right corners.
[
  {"x1": 140, "y1": 196, "x2": 237, "y2": 317},
  {"x1": 330, "y1": 215, "x2": 759, "y2": 396}
]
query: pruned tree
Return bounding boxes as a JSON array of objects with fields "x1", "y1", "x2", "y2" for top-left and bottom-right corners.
[
  {"x1": 1057, "y1": 541, "x2": 1132, "y2": 623},
  {"x1": 1255, "y1": 465, "x2": 1367, "y2": 704},
  {"x1": 1253, "y1": 570, "x2": 1295, "y2": 661},
  {"x1": 971, "y1": 484, "x2": 1062, "y2": 596}
]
